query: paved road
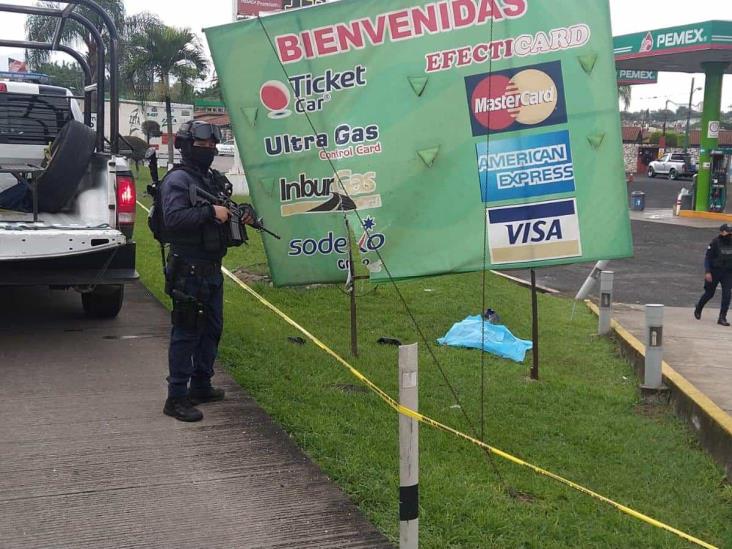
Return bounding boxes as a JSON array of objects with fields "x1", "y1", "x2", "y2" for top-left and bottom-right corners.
[
  {"x1": 514, "y1": 176, "x2": 721, "y2": 308},
  {"x1": 628, "y1": 174, "x2": 689, "y2": 209},
  {"x1": 0, "y1": 283, "x2": 390, "y2": 549}
]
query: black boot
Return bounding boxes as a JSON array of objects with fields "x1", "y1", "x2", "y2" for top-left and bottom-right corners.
[
  {"x1": 188, "y1": 386, "x2": 225, "y2": 405},
  {"x1": 718, "y1": 317, "x2": 730, "y2": 327},
  {"x1": 694, "y1": 306, "x2": 702, "y2": 320},
  {"x1": 164, "y1": 396, "x2": 203, "y2": 422}
]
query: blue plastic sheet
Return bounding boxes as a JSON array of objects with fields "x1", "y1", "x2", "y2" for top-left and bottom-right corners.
[{"x1": 437, "y1": 315, "x2": 533, "y2": 363}]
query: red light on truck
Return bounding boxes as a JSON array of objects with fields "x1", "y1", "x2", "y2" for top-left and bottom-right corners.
[{"x1": 116, "y1": 174, "x2": 136, "y2": 236}]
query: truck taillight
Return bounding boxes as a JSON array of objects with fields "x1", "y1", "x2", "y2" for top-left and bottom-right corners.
[{"x1": 116, "y1": 174, "x2": 136, "y2": 237}]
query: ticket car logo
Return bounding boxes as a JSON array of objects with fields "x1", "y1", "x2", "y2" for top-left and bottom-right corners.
[
  {"x1": 476, "y1": 130, "x2": 576, "y2": 203},
  {"x1": 487, "y1": 198, "x2": 582, "y2": 264},
  {"x1": 465, "y1": 61, "x2": 567, "y2": 136},
  {"x1": 260, "y1": 65, "x2": 367, "y2": 119}
]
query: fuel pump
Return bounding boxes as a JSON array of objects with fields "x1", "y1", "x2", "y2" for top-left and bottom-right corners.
[{"x1": 709, "y1": 151, "x2": 730, "y2": 213}]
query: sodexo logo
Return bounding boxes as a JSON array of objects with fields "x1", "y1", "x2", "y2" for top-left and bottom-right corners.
[
  {"x1": 464, "y1": 61, "x2": 567, "y2": 136},
  {"x1": 260, "y1": 80, "x2": 292, "y2": 119}
]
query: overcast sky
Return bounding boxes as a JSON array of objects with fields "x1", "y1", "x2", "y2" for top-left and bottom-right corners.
[{"x1": 1, "y1": 0, "x2": 731, "y2": 112}]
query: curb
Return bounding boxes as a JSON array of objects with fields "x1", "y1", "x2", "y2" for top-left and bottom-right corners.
[
  {"x1": 490, "y1": 270, "x2": 560, "y2": 294},
  {"x1": 679, "y1": 210, "x2": 732, "y2": 222},
  {"x1": 586, "y1": 301, "x2": 732, "y2": 479}
]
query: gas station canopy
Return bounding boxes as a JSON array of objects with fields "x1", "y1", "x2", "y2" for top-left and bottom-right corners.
[
  {"x1": 614, "y1": 21, "x2": 732, "y2": 213},
  {"x1": 614, "y1": 20, "x2": 732, "y2": 73}
]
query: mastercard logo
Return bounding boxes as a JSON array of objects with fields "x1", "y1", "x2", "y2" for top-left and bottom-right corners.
[
  {"x1": 260, "y1": 80, "x2": 292, "y2": 119},
  {"x1": 465, "y1": 61, "x2": 567, "y2": 136}
]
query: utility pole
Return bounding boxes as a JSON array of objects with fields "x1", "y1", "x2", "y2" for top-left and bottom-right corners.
[{"x1": 685, "y1": 78, "x2": 695, "y2": 152}]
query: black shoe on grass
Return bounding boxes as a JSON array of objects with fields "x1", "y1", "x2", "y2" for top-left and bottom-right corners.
[
  {"x1": 188, "y1": 386, "x2": 225, "y2": 405},
  {"x1": 164, "y1": 396, "x2": 203, "y2": 422}
]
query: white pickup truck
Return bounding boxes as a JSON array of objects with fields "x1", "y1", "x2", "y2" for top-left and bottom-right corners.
[
  {"x1": 0, "y1": 79, "x2": 138, "y2": 318},
  {"x1": 647, "y1": 153, "x2": 698, "y2": 180}
]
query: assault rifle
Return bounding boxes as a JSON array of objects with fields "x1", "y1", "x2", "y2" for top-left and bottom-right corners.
[
  {"x1": 144, "y1": 147, "x2": 280, "y2": 247},
  {"x1": 188, "y1": 183, "x2": 281, "y2": 246}
]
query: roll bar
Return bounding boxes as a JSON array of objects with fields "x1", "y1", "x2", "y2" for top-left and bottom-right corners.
[{"x1": 0, "y1": 0, "x2": 120, "y2": 153}]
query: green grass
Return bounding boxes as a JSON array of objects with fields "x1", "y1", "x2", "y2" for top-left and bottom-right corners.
[{"x1": 133, "y1": 169, "x2": 732, "y2": 548}]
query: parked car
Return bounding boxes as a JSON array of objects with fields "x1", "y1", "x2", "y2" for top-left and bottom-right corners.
[
  {"x1": 0, "y1": 2, "x2": 137, "y2": 319},
  {"x1": 647, "y1": 153, "x2": 697, "y2": 180},
  {"x1": 216, "y1": 139, "x2": 236, "y2": 156}
]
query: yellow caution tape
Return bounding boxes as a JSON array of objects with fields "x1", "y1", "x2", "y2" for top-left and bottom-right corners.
[
  {"x1": 219, "y1": 265, "x2": 718, "y2": 549},
  {"x1": 134, "y1": 202, "x2": 717, "y2": 548}
]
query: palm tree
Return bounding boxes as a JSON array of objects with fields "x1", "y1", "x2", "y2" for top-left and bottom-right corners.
[
  {"x1": 25, "y1": 0, "x2": 126, "y2": 81},
  {"x1": 618, "y1": 85, "x2": 632, "y2": 112},
  {"x1": 123, "y1": 19, "x2": 208, "y2": 161}
]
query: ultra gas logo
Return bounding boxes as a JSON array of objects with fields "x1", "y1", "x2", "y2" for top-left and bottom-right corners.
[
  {"x1": 465, "y1": 61, "x2": 567, "y2": 136},
  {"x1": 476, "y1": 130, "x2": 575, "y2": 203},
  {"x1": 279, "y1": 169, "x2": 382, "y2": 217},
  {"x1": 487, "y1": 198, "x2": 582, "y2": 264},
  {"x1": 260, "y1": 65, "x2": 367, "y2": 119},
  {"x1": 264, "y1": 123, "x2": 379, "y2": 157}
]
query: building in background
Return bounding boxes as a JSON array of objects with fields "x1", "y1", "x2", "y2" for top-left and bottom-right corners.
[{"x1": 194, "y1": 99, "x2": 232, "y2": 142}]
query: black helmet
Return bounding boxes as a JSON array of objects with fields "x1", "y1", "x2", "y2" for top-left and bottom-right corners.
[{"x1": 174, "y1": 121, "x2": 222, "y2": 150}]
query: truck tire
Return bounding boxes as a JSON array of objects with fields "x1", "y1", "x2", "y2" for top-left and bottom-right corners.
[
  {"x1": 668, "y1": 168, "x2": 677, "y2": 180},
  {"x1": 82, "y1": 285, "x2": 124, "y2": 319},
  {"x1": 37, "y1": 120, "x2": 96, "y2": 213},
  {"x1": 648, "y1": 167, "x2": 656, "y2": 178}
]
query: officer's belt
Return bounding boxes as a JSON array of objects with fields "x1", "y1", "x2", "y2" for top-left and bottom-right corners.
[{"x1": 171, "y1": 255, "x2": 221, "y2": 277}]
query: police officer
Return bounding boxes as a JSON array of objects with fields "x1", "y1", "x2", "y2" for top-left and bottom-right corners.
[
  {"x1": 694, "y1": 224, "x2": 732, "y2": 326},
  {"x1": 160, "y1": 121, "x2": 254, "y2": 421}
]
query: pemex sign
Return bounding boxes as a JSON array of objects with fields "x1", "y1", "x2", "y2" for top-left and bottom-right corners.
[{"x1": 207, "y1": 0, "x2": 632, "y2": 286}]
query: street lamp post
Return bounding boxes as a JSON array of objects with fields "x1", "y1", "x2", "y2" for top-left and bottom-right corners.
[{"x1": 685, "y1": 78, "x2": 703, "y2": 152}]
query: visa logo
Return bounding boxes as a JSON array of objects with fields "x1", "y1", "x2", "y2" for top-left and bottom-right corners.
[
  {"x1": 487, "y1": 199, "x2": 582, "y2": 265},
  {"x1": 507, "y1": 219, "x2": 563, "y2": 244}
]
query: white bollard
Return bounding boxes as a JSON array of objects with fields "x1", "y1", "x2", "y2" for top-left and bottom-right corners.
[
  {"x1": 399, "y1": 343, "x2": 419, "y2": 549},
  {"x1": 598, "y1": 271, "x2": 614, "y2": 335},
  {"x1": 643, "y1": 304, "x2": 664, "y2": 389},
  {"x1": 575, "y1": 260, "x2": 609, "y2": 301}
]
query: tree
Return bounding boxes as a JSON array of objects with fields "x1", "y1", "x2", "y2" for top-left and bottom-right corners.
[
  {"x1": 618, "y1": 85, "x2": 632, "y2": 111},
  {"x1": 25, "y1": 0, "x2": 126, "y2": 81},
  {"x1": 35, "y1": 61, "x2": 84, "y2": 94},
  {"x1": 123, "y1": 19, "x2": 208, "y2": 161},
  {"x1": 195, "y1": 79, "x2": 221, "y2": 101}
]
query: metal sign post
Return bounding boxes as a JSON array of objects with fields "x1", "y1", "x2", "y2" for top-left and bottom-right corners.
[
  {"x1": 530, "y1": 269, "x2": 539, "y2": 381},
  {"x1": 399, "y1": 343, "x2": 419, "y2": 549}
]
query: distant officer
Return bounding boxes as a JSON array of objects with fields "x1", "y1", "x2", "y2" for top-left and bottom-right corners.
[
  {"x1": 159, "y1": 121, "x2": 254, "y2": 421},
  {"x1": 694, "y1": 224, "x2": 732, "y2": 326}
]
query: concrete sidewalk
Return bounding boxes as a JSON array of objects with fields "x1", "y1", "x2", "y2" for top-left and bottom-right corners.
[
  {"x1": 605, "y1": 302, "x2": 732, "y2": 475},
  {"x1": 0, "y1": 283, "x2": 391, "y2": 549},
  {"x1": 614, "y1": 304, "x2": 732, "y2": 416}
]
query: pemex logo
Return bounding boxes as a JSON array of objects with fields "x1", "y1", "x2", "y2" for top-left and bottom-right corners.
[
  {"x1": 260, "y1": 80, "x2": 292, "y2": 119},
  {"x1": 639, "y1": 32, "x2": 654, "y2": 53},
  {"x1": 465, "y1": 61, "x2": 567, "y2": 136}
]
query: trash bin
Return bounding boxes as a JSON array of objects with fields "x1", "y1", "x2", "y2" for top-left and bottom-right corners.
[{"x1": 631, "y1": 191, "x2": 645, "y2": 211}]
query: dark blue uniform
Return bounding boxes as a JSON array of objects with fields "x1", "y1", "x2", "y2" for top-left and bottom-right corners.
[
  {"x1": 696, "y1": 235, "x2": 732, "y2": 321},
  {"x1": 160, "y1": 163, "x2": 228, "y2": 398}
]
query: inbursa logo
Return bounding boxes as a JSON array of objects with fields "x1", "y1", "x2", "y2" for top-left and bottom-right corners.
[
  {"x1": 465, "y1": 61, "x2": 567, "y2": 136},
  {"x1": 260, "y1": 80, "x2": 292, "y2": 119}
]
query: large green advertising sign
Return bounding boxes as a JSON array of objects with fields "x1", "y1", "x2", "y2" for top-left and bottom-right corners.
[{"x1": 206, "y1": 0, "x2": 632, "y2": 286}]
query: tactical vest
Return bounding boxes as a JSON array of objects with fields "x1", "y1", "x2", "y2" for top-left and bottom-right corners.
[
  {"x1": 148, "y1": 166, "x2": 227, "y2": 254},
  {"x1": 715, "y1": 238, "x2": 732, "y2": 270}
]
